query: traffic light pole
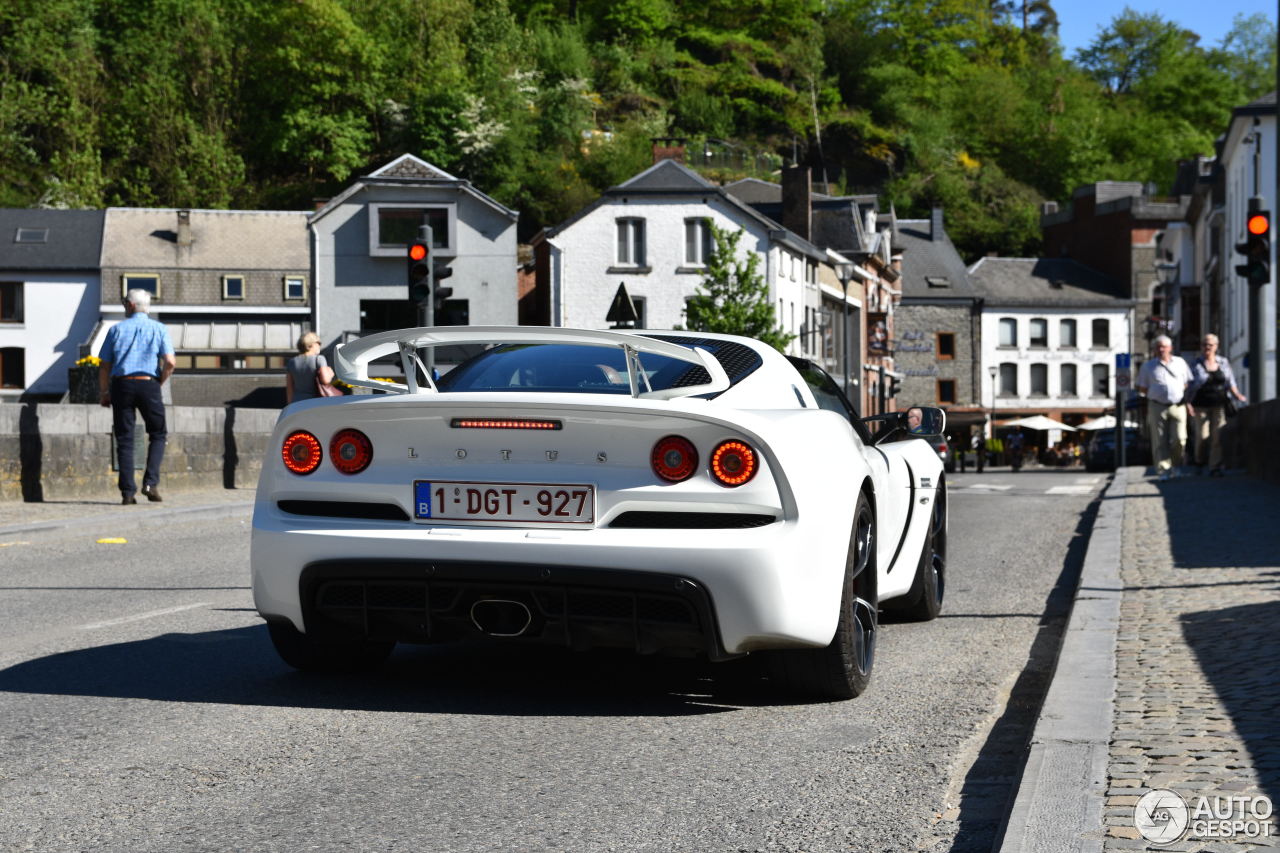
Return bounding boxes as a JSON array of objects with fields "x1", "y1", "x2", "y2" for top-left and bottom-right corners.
[{"x1": 421, "y1": 226, "x2": 435, "y2": 376}]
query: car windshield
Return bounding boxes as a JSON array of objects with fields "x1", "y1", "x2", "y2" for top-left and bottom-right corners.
[{"x1": 436, "y1": 341, "x2": 751, "y2": 395}]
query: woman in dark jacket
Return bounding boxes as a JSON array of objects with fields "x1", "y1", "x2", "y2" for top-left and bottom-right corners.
[{"x1": 1185, "y1": 334, "x2": 1247, "y2": 476}]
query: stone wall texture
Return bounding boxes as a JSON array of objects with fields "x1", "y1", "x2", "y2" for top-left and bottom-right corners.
[
  {"x1": 0, "y1": 403, "x2": 277, "y2": 502},
  {"x1": 893, "y1": 303, "x2": 978, "y2": 408}
]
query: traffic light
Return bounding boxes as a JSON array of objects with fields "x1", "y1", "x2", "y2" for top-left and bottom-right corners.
[
  {"x1": 408, "y1": 240, "x2": 431, "y2": 304},
  {"x1": 888, "y1": 376, "x2": 902, "y2": 398},
  {"x1": 1234, "y1": 201, "x2": 1271, "y2": 287}
]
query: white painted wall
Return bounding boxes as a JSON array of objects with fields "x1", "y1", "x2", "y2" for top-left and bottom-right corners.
[
  {"x1": 0, "y1": 274, "x2": 101, "y2": 397},
  {"x1": 1220, "y1": 110, "x2": 1276, "y2": 401},
  {"x1": 548, "y1": 195, "x2": 821, "y2": 357},
  {"x1": 981, "y1": 307, "x2": 1131, "y2": 413}
]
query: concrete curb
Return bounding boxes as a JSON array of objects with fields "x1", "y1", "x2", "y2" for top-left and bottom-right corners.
[
  {"x1": 0, "y1": 500, "x2": 255, "y2": 537},
  {"x1": 995, "y1": 468, "x2": 1126, "y2": 853}
]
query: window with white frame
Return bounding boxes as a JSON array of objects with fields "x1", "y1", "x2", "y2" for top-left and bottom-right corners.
[
  {"x1": 1092, "y1": 364, "x2": 1109, "y2": 396},
  {"x1": 222, "y1": 274, "x2": 245, "y2": 300},
  {"x1": 0, "y1": 282, "x2": 22, "y2": 322},
  {"x1": 1060, "y1": 318, "x2": 1077, "y2": 348},
  {"x1": 369, "y1": 204, "x2": 454, "y2": 257},
  {"x1": 1030, "y1": 363, "x2": 1048, "y2": 396},
  {"x1": 998, "y1": 362, "x2": 1018, "y2": 396},
  {"x1": 616, "y1": 218, "x2": 646, "y2": 267},
  {"x1": 684, "y1": 218, "x2": 712, "y2": 266},
  {"x1": 998, "y1": 317, "x2": 1017, "y2": 347},
  {"x1": 1060, "y1": 363, "x2": 1078, "y2": 396},
  {"x1": 0, "y1": 347, "x2": 23, "y2": 388},
  {"x1": 121, "y1": 274, "x2": 159, "y2": 298},
  {"x1": 283, "y1": 275, "x2": 306, "y2": 300},
  {"x1": 1029, "y1": 318, "x2": 1048, "y2": 348},
  {"x1": 1091, "y1": 318, "x2": 1110, "y2": 348}
]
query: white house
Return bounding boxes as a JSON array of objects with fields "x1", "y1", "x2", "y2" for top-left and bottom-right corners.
[
  {"x1": 534, "y1": 159, "x2": 829, "y2": 359},
  {"x1": 310, "y1": 154, "x2": 520, "y2": 346},
  {"x1": 0, "y1": 209, "x2": 104, "y2": 399},
  {"x1": 969, "y1": 257, "x2": 1134, "y2": 437},
  {"x1": 1215, "y1": 92, "x2": 1276, "y2": 401}
]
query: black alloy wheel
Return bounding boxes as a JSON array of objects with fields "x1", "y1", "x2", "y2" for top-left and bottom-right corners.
[{"x1": 767, "y1": 491, "x2": 877, "y2": 700}]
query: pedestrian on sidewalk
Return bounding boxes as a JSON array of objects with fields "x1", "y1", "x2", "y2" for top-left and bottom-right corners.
[
  {"x1": 97, "y1": 289, "x2": 176, "y2": 505},
  {"x1": 1135, "y1": 334, "x2": 1195, "y2": 481},
  {"x1": 1185, "y1": 333, "x2": 1247, "y2": 477},
  {"x1": 285, "y1": 331, "x2": 336, "y2": 405},
  {"x1": 972, "y1": 429, "x2": 985, "y2": 473}
]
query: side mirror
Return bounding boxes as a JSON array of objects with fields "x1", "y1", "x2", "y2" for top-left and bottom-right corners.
[
  {"x1": 908, "y1": 406, "x2": 946, "y2": 437},
  {"x1": 861, "y1": 406, "x2": 947, "y2": 444}
]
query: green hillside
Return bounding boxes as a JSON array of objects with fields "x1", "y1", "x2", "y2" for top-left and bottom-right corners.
[{"x1": 1, "y1": 0, "x2": 1273, "y2": 260}]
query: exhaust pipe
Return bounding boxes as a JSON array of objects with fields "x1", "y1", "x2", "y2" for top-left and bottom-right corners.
[{"x1": 470, "y1": 599, "x2": 533, "y2": 637}]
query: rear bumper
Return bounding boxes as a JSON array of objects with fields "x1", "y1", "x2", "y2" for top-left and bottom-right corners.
[
  {"x1": 297, "y1": 559, "x2": 732, "y2": 661},
  {"x1": 251, "y1": 504, "x2": 846, "y2": 656}
]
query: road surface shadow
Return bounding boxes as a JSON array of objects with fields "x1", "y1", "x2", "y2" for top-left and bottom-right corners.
[
  {"x1": 1182, "y1": 598, "x2": 1280, "y2": 810},
  {"x1": 0, "y1": 625, "x2": 792, "y2": 717}
]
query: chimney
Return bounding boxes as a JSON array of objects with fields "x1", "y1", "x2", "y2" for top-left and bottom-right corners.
[
  {"x1": 930, "y1": 205, "x2": 944, "y2": 242},
  {"x1": 782, "y1": 166, "x2": 812, "y2": 241},
  {"x1": 176, "y1": 209, "x2": 193, "y2": 246},
  {"x1": 650, "y1": 136, "x2": 686, "y2": 165}
]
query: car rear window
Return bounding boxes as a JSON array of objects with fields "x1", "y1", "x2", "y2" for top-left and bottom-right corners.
[{"x1": 435, "y1": 339, "x2": 761, "y2": 395}]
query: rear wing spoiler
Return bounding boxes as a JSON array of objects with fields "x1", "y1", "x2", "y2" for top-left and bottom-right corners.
[{"x1": 333, "y1": 326, "x2": 731, "y2": 400}]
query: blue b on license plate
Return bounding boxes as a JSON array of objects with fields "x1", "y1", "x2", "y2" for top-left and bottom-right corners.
[{"x1": 414, "y1": 480, "x2": 595, "y2": 526}]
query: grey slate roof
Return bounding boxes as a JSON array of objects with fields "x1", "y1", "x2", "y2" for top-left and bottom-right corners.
[
  {"x1": 546, "y1": 159, "x2": 827, "y2": 263},
  {"x1": 895, "y1": 218, "x2": 978, "y2": 299},
  {"x1": 721, "y1": 178, "x2": 880, "y2": 256},
  {"x1": 967, "y1": 257, "x2": 1130, "y2": 307},
  {"x1": 100, "y1": 208, "x2": 309, "y2": 269},
  {"x1": 0, "y1": 209, "x2": 105, "y2": 270}
]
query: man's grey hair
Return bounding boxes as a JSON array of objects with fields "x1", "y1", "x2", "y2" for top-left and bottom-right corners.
[
  {"x1": 124, "y1": 289, "x2": 152, "y2": 312},
  {"x1": 1154, "y1": 334, "x2": 1173, "y2": 347}
]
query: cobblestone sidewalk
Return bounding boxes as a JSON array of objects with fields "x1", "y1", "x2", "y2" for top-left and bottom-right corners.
[{"x1": 1106, "y1": 470, "x2": 1280, "y2": 851}]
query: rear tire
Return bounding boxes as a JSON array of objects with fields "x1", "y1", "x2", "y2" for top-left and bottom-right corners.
[
  {"x1": 266, "y1": 620, "x2": 395, "y2": 673},
  {"x1": 766, "y1": 492, "x2": 876, "y2": 700}
]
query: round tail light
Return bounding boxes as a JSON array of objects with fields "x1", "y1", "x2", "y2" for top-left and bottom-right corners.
[
  {"x1": 651, "y1": 435, "x2": 698, "y2": 483},
  {"x1": 710, "y1": 440, "x2": 757, "y2": 486},
  {"x1": 282, "y1": 431, "x2": 322, "y2": 475},
  {"x1": 330, "y1": 428, "x2": 373, "y2": 475}
]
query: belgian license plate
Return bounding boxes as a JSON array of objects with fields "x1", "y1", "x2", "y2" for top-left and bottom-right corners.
[{"x1": 414, "y1": 480, "x2": 595, "y2": 526}]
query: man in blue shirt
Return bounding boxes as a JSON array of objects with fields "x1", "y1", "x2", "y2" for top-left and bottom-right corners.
[{"x1": 97, "y1": 289, "x2": 176, "y2": 504}]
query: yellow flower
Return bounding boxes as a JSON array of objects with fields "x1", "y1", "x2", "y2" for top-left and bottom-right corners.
[{"x1": 75, "y1": 355, "x2": 102, "y2": 367}]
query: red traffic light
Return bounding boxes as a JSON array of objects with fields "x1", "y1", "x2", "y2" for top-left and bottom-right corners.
[
  {"x1": 1247, "y1": 214, "x2": 1269, "y2": 235},
  {"x1": 408, "y1": 242, "x2": 428, "y2": 261}
]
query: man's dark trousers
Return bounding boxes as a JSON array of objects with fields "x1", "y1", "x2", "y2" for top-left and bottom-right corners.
[{"x1": 112, "y1": 376, "x2": 166, "y2": 498}]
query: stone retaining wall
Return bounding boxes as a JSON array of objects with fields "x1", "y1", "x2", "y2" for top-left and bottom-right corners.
[
  {"x1": 0, "y1": 403, "x2": 277, "y2": 502},
  {"x1": 1221, "y1": 397, "x2": 1280, "y2": 485}
]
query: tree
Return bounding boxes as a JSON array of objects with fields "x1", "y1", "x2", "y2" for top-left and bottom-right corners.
[{"x1": 683, "y1": 223, "x2": 794, "y2": 352}]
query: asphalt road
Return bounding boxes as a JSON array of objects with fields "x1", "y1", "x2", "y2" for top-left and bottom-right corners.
[{"x1": 0, "y1": 468, "x2": 1104, "y2": 853}]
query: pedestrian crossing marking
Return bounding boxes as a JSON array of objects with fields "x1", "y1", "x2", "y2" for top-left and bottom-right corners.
[
  {"x1": 1074, "y1": 477, "x2": 1102, "y2": 485},
  {"x1": 1046, "y1": 485, "x2": 1094, "y2": 495},
  {"x1": 966, "y1": 483, "x2": 1012, "y2": 490}
]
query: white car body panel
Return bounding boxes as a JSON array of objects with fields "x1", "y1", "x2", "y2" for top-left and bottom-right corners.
[{"x1": 251, "y1": 328, "x2": 945, "y2": 657}]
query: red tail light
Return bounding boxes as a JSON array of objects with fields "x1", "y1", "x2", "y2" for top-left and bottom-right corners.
[
  {"x1": 282, "y1": 431, "x2": 322, "y2": 475},
  {"x1": 651, "y1": 435, "x2": 698, "y2": 483},
  {"x1": 330, "y1": 428, "x2": 373, "y2": 475},
  {"x1": 710, "y1": 440, "x2": 757, "y2": 486},
  {"x1": 938, "y1": 443, "x2": 948, "y2": 454}
]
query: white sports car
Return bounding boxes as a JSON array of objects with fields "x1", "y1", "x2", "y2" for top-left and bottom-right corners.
[{"x1": 251, "y1": 327, "x2": 948, "y2": 699}]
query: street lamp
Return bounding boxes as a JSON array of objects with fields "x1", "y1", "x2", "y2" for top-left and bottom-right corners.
[
  {"x1": 986, "y1": 364, "x2": 998, "y2": 472},
  {"x1": 834, "y1": 261, "x2": 854, "y2": 399}
]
